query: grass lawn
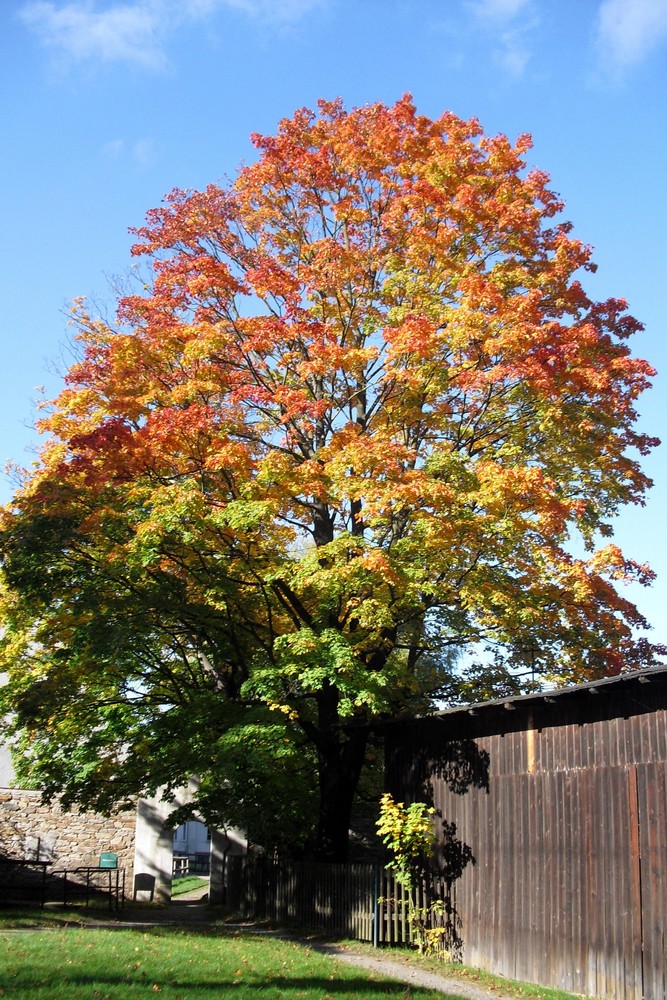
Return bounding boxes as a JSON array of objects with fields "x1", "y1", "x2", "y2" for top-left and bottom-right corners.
[
  {"x1": 170, "y1": 876, "x2": 209, "y2": 897},
  {"x1": 0, "y1": 911, "x2": 600, "y2": 1000},
  {"x1": 0, "y1": 925, "x2": 448, "y2": 1000}
]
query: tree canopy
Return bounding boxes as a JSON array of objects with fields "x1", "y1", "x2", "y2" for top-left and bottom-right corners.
[{"x1": 0, "y1": 96, "x2": 661, "y2": 858}]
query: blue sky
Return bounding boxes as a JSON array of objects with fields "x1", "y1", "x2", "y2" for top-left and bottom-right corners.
[{"x1": 1, "y1": 0, "x2": 666, "y2": 647}]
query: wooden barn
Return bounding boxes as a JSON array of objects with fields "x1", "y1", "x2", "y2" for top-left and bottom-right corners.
[{"x1": 384, "y1": 666, "x2": 667, "y2": 1000}]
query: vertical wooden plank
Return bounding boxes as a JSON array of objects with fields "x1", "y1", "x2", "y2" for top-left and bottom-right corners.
[
  {"x1": 463, "y1": 774, "x2": 484, "y2": 968},
  {"x1": 571, "y1": 703, "x2": 581, "y2": 764},
  {"x1": 580, "y1": 724, "x2": 591, "y2": 769},
  {"x1": 501, "y1": 772, "x2": 514, "y2": 977},
  {"x1": 623, "y1": 764, "x2": 644, "y2": 1000},
  {"x1": 593, "y1": 763, "x2": 608, "y2": 995},
  {"x1": 655, "y1": 707, "x2": 667, "y2": 762},
  {"x1": 378, "y1": 869, "x2": 385, "y2": 945},
  {"x1": 581, "y1": 767, "x2": 599, "y2": 1000},
  {"x1": 620, "y1": 763, "x2": 639, "y2": 1000},
  {"x1": 598, "y1": 761, "x2": 637, "y2": 1000},
  {"x1": 560, "y1": 769, "x2": 574, "y2": 993},
  {"x1": 637, "y1": 761, "x2": 667, "y2": 1000},
  {"x1": 570, "y1": 766, "x2": 586, "y2": 994},
  {"x1": 392, "y1": 870, "x2": 399, "y2": 944},
  {"x1": 517, "y1": 727, "x2": 527, "y2": 775},
  {"x1": 590, "y1": 763, "x2": 606, "y2": 997},
  {"x1": 457, "y1": 769, "x2": 480, "y2": 964},
  {"x1": 542, "y1": 723, "x2": 551, "y2": 775},
  {"x1": 559, "y1": 767, "x2": 573, "y2": 991},
  {"x1": 517, "y1": 771, "x2": 531, "y2": 984},
  {"x1": 640, "y1": 711, "x2": 653, "y2": 764},
  {"x1": 567, "y1": 716, "x2": 578, "y2": 770},
  {"x1": 613, "y1": 765, "x2": 629, "y2": 999},
  {"x1": 509, "y1": 773, "x2": 520, "y2": 983},
  {"x1": 604, "y1": 764, "x2": 617, "y2": 1000},
  {"x1": 490, "y1": 772, "x2": 503, "y2": 975},
  {"x1": 554, "y1": 721, "x2": 566, "y2": 771},
  {"x1": 620, "y1": 714, "x2": 630, "y2": 769},
  {"x1": 386, "y1": 868, "x2": 393, "y2": 945},
  {"x1": 545, "y1": 767, "x2": 558, "y2": 987},
  {"x1": 527, "y1": 768, "x2": 542, "y2": 988},
  {"x1": 599, "y1": 763, "x2": 613, "y2": 999},
  {"x1": 543, "y1": 765, "x2": 557, "y2": 988},
  {"x1": 630, "y1": 709, "x2": 644, "y2": 769},
  {"x1": 616, "y1": 767, "x2": 630, "y2": 1000}
]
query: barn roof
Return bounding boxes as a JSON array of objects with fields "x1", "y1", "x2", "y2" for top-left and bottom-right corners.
[
  {"x1": 384, "y1": 664, "x2": 667, "y2": 741},
  {"x1": 435, "y1": 663, "x2": 667, "y2": 718}
]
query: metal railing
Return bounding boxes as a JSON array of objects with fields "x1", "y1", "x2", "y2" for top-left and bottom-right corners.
[
  {"x1": 0, "y1": 859, "x2": 125, "y2": 911},
  {"x1": 0, "y1": 858, "x2": 50, "y2": 908},
  {"x1": 51, "y1": 866, "x2": 126, "y2": 911}
]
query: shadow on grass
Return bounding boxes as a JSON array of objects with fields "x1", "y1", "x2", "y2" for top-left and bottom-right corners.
[
  {"x1": 0, "y1": 973, "x2": 438, "y2": 995},
  {"x1": 0, "y1": 925, "x2": 449, "y2": 999}
]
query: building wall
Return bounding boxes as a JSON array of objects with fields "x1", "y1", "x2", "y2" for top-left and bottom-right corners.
[
  {"x1": 133, "y1": 780, "x2": 247, "y2": 904},
  {"x1": 0, "y1": 744, "x2": 14, "y2": 787},
  {"x1": 385, "y1": 675, "x2": 667, "y2": 1000},
  {"x1": 1, "y1": 780, "x2": 247, "y2": 904},
  {"x1": 0, "y1": 787, "x2": 136, "y2": 880},
  {"x1": 173, "y1": 819, "x2": 210, "y2": 857}
]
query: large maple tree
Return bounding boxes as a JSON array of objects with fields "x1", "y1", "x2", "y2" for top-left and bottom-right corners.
[{"x1": 0, "y1": 97, "x2": 661, "y2": 859}]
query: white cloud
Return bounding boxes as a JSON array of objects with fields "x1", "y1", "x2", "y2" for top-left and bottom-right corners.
[
  {"x1": 495, "y1": 28, "x2": 530, "y2": 76},
  {"x1": 20, "y1": 1, "x2": 169, "y2": 69},
  {"x1": 132, "y1": 137, "x2": 155, "y2": 167},
  {"x1": 467, "y1": 0, "x2": 535, "y2": 77},
  {"x1": 102, "y1": 138, "x2": 125, "y2": 158},
  {"x1": 19, "y1": 0, "x2": 324, "y2": 71},
  {"x1": 101, "y1": 136, "x2": 155, "y2": 166},
  {"x1": 596, "y1": 0, "x2": 667, "y2": 70}
]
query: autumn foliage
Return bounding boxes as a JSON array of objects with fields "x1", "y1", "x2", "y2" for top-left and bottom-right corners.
[{"x1": 0, "y1": 97, "x2": 660, "y2": 858}]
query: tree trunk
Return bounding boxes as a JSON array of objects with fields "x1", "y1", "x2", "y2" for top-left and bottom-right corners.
[{"x1": 311, "y1": 683, "x2": 369, "y2": 861}]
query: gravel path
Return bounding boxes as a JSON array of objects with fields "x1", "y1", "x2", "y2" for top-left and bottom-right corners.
[{"x1": 309, "y1": 942, "x2": 517, "y2": 1000}]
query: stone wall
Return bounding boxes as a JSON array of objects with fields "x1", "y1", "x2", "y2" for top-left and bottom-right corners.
[{"x1": 0, "y1": 788, "x2": 136, "y2": 881}]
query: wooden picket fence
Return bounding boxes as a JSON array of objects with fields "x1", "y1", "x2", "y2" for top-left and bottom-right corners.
[{"x1": 225, "y1": 856, "x2": 454, "y2": 948}]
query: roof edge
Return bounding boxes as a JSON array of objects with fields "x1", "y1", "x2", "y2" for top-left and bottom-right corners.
[{"x1": 425, "y1": 663, "x2": 667, "y2": 721}]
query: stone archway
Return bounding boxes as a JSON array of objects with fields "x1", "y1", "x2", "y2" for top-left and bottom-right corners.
[{"x1": 133, "y1": 779, "x2": 246, "y2": 904}]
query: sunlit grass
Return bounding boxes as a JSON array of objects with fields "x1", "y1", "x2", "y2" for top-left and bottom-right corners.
[
  {"x1": 170, "y1": 875, "x2": 208, "y2": 897},
  {"x1": 0, "y1": 912, "x2": 600, "y2": 1000},
  {"x1": 0, "y1": 926, "x2": 448, "y2": 999}
]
